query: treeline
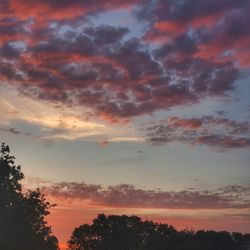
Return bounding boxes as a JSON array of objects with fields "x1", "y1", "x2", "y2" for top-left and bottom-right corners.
[
  {"x1": 68, "y1": 213, "x2": 250, "y2": 250},
  {"x1": 0, "y1": 143, "x2": 249, "y2": 250}
]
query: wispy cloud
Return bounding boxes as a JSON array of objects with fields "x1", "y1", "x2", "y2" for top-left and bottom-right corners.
[{"x1": 0, "y1": 87, "x2": 142, "y2": 143}]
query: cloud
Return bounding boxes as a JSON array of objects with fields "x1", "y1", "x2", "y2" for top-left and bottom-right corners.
[
  {"x1": 145, "y1": 116, "x2": 250, "y2": 150},
  {"x1": 138, "y1": 0, "x2": 248, "y2": 35},
  {"x1": 40, "y1": 181, "x2": 250, "y2": 210},
  {"x1": 0, "y1": 0, "x2": 249, "y2": 123},
  {"x1": 0, "y1": 116, "x2": 110, "y2": 142},
  {"x1": 84, "y1": 26, "x2": 129, "y2": 45},
  {"x1": 168, "y1": 116, "x2": 202, "y2": 130},
  {"x1": 0, "y1": 42, "x2": 22, "y2": 58},
  {"x1": 0, "y1": 17, "x2": 27, "y2": 43},
  {"x1": 140, "y1": 0, "x2": 250, "y2": 66},
  {"x1": 0, "y1": 126, "x2": 22, "y2": 135},
  {"x1": 0, "y1": 87, "x2": 143, "y2": 143},
  {"x1": 1, "y1": 0, "x2": 143, "y2": 21}
]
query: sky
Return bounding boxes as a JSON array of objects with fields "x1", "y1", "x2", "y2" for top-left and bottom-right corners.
[{"x1": 0, "y1": 0, "x2": 250, "y2": 248}]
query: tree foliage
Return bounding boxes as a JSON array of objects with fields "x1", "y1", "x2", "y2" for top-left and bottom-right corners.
[
  {"x1": 68, "y1": 214, "x2": 250, "y2": 250},
  {"x1": 1, "y1": 142, "x2": 249, "y2": 250},
  {"x1": 0, "y1": 143, "x2": 59, "y2": 250}
]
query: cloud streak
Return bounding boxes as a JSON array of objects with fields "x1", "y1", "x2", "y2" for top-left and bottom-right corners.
[{"x1": 40, "y1": 181, "x2": 250, "y2": 210}]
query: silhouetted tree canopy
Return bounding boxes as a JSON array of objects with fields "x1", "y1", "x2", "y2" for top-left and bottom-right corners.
[
  {"x1": 0, "y1": 143, "x2": 59, "y2": 250},
  {"x1": 2, "y1": 143, "x2": 249, "y2": 250},
  {"x1": 68, "y1": 214, "x2": 250, "y2": 250}
]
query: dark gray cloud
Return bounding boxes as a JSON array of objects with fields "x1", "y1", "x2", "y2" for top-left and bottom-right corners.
[
  {"x1": 0, "y1": 43, "x2": 21, "y2": 58},
  {"x1": 137, "y1": 0, "x2": 248, "y2": 26},
  {"x1": 0, "y1": 17, "x2": 26, "y2": 38}
]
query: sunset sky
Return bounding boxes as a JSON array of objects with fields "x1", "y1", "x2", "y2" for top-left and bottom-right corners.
[{"x1": 0, "y1": 0, "x2": 250, "y2": 248}]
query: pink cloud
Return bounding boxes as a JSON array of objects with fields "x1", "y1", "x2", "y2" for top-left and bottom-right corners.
[{"x1": 0, "y1": 0, "x2": 249, "y2": 123}]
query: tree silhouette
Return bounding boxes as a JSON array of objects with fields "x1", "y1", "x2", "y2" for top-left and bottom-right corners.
[
  {"x1": 68, "y1": 214, "x2": 250, "y2": 250},
  {"x1": 0, "y1": 143, "x2": 59, "y2": 250}
]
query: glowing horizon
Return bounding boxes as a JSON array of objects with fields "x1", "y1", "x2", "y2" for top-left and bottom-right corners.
[{"x1": 0, "y1": 0, "x2": 249, "y2": 247}]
